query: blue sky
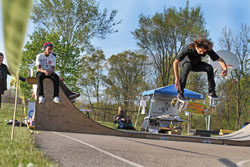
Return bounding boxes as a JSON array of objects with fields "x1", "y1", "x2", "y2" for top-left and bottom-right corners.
[
  {"x1": 92, "y1": 0, "x2": 250, "y2": 58},
  {"x1": 0, "y1": 0, "x2": 250, "y2": 62}
]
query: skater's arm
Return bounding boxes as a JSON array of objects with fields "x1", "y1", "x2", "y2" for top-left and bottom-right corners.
[
  {"x1": 47, "y1": 66, "x2": 55, "y2": 76},
  {"x1": 217, "y1": 58, "x2": 227, "y2": 76},
  {"x1": 37, "y1": 65, "x2": 46, "y2": 74},
  {"x1": 47, "y1": 66, "x2": 56, "y2": 76},
  {"x1": 50, "y1": 66, "x2": 55, "y2": 73},
  {"x1": 173, "y1": 59, "x2": 180, "y2": 80},
  {"x1": 173, "y1": 59, "x2": 181, "y2": 90},
  {"x1": 37, "y1": 65, "x2": 53, "y2": 76}
]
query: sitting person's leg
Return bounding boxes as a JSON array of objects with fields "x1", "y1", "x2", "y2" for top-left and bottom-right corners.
[
  {"x1": 69, "y1": 92, "x2": 80, "y2": 100},
  {"x1": 59, "y1": 79, "x2": 80, "y2": 100},
  {"x1": 50, "y1": 72, "x2": 60, "y2": 103},
  {"x1": 59, "y1": 79, "x2": 71, "y2": 97},
  {"x1": 36, "y1": 72, "x2": 46, "y2": 103},
  {"x1": 59, "y1": 77, "x2": 80, "y2": 100},
  {"x1": 36, "y1": 72, "x2": 46, "y2": 97}
]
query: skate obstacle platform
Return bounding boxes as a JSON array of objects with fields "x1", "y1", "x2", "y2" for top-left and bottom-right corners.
[{"x1": 33, "y1": 78, "x2": 250, "y2": 147}]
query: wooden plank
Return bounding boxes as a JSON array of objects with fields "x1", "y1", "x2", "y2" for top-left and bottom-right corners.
[{"x1": 27, "y1": 77, "x2": 37, "y2": 84}]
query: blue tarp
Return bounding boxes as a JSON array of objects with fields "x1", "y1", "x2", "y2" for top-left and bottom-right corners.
[{"x1": 142, "y1": 84, "x2": 204, "y2": 99}]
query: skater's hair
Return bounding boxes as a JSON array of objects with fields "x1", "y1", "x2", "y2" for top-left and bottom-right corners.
[
  {"x1": 189, "y1": 37, "x2": 213, "y2": 51},
  {"x1": 0, "y1": 52, "x2": 3, "y2": 57}
]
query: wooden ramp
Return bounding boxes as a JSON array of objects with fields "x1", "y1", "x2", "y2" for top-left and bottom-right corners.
[
  {"x1": 35, "y1": 79, "x2": 137, "y2": 137},
  {"x1": 35, "y1": 79, "x2": 250, "y2": 146},
  {"x1": 214, "y1": 124, "x2": 250, "y2": 146}
]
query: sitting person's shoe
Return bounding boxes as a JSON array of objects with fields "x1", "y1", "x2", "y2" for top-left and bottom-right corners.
[
  {"x1": 70, "y1": 98, "x2": 76, "y2": 103},
  {"x1": 38, "y1": 96, "x2": 45, "y2": 104},
  {"x1": 177, "y1": 92, "x2": 186, "y2": 101},
  {"x1": 69, "y1": 92, "x2": 80, "y2": 100},
  {"x1": 208, "y1": 91, "x2": 219, "y2": 99},
  {"x1": 53, "y1": 96, "x2": 60, "y2": 104}
]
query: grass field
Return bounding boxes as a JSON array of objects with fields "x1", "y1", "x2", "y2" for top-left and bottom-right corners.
[
  {"x1": 0, "y1": 103, "x2": 57, "y2": 167},
  {"x1": 97, "y1": 121, "x2": 116, "y2": 129}
]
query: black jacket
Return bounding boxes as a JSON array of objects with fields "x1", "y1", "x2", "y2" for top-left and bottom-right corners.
[
  {"x1": 0, "y1": 63, "x2": 26, "y2": 94},
  {"x1": 0, "y1": 64, "x2": 9, "y2": 94},
  {"x1": 176, "y1": 46, "x2": 220, "y2": 65}
]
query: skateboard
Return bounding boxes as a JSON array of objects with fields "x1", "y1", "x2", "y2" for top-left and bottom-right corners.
[
  {"x1": 171, "y1": 97, "x2": 189, "y2": 112},
  {"x1": 208, "y1": 96, "x2": 219, "y2": 106}
]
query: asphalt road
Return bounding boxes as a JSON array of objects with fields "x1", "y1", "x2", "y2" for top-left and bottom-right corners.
[{"x1": 35, "y1": 131, "x2": 250, "y2": 167}]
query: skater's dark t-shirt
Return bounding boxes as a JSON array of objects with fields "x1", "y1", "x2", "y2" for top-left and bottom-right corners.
[{"x1": 176, "y1": 45, "x2": 220, "y2": 65}]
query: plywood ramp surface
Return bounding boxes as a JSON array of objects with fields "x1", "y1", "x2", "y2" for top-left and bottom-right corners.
[
  {"x1": 35, "y1": 79, "x2": 138, "y2": 137},
  {"x1": 34, "y1": 79, "x2": 250, "y2": 146},
  {"x1": 215, "y1": 124, "x2": 250, "y2": 141}
]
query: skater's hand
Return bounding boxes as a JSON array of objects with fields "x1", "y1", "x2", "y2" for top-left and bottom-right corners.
[
  {"x1": 175, "y1": 80, "x2": 181, "y2": 91},
  {"x1": 221, "y1": 69, "x2": 227, "y2": 76},
  {"x1": 45, "y1": 70, "x2": 52, "y2": 76},
  {"x1": 59, "y1": 77, "x2": 64, "y2": 81}
]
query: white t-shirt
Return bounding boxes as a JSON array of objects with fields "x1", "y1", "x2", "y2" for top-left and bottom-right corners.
[{"x1": 35, "y1": 53, "x2": 56, "y2": 70}]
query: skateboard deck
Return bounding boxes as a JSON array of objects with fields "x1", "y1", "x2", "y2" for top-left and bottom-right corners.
[{"x1": 171, "y1": 97, "x2": 188, "y2": 112}]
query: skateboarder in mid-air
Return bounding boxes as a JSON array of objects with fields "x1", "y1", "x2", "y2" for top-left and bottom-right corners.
[{"x1": 173, "y1": 37, "x2": 228, "y2": 100}]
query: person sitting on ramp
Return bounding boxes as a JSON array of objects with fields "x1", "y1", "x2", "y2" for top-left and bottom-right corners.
[{"x1": 36, "y1": 42, "x2": 60, "y2": 104}]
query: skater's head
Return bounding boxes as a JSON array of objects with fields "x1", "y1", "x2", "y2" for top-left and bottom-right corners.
[
  {"x1": 43, "y1": 42, "x2": 53, "y2": 56},
  {"x1": 192, "y1": 37, "x2": 213, "y2": 54},
  {"x1": 0, "y1": 52, "x2": 4, "y2": 64}
]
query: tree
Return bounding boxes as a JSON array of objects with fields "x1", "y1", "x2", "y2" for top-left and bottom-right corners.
[
  {"x1": 218, "y1": 25, "x2": 250, "y2": 129},
  {"x1": 31, "y1": 0, "x2": 121, "y2": 45},
  {"x1": 79, "y1": 49, "x2": 106, "y2": 107},
  {"x1": 31, "y1": 0, "x2": 119, "y2": 81},
  {"x1": 20, "y1": 0, "x2": 120, "y2": 97},
  {"x1": 132, "y1": 1, "x2": 208, "y2": 87},
  {"x1": 186, "y1": 72, "x2": 207, "y2": 95},
  {"x1": 105, "y1": 51, "x2": 148, "y2": 108}
]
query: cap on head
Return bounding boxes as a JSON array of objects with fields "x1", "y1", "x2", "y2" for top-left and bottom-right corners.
[{"x1": 43, "y1": 42, "x2": 53, "y2": 49}]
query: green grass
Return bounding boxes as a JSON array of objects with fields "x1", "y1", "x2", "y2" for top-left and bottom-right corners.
[
  {"x1": 0, "y1": 103, "x2": 57, "y2": 167},
  {"x1": 97, "y1": 120, "x2": 142, "y2": 131},
  {"x1": 97, "y1": 121, "x2": 116, "y2": 129}
]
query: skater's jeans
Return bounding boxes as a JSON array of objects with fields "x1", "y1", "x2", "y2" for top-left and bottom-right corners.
[
  {"x1": 36, "y1": 72, "x2": 59, "y2": 97},
  {"x1": 179, "y1": 61, "x2": 215, "y2": 93}
]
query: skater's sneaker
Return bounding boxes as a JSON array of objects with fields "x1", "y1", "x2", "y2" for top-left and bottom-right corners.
[
  {"x1": 38, "y1": 96, "x2": 45, "y2": 104},
  {"x1": 177, "y1": 92, "x2": 186, "y2": 101},
  {"x1": 69, "y1": 92, "x2": 80, "y2": 100},
  {"x1": 208, "y1": 92, "x2": 219, "y2": 99},
  {"x1": 53, "y1": 96, "x2": 60, "y2": 104}
]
